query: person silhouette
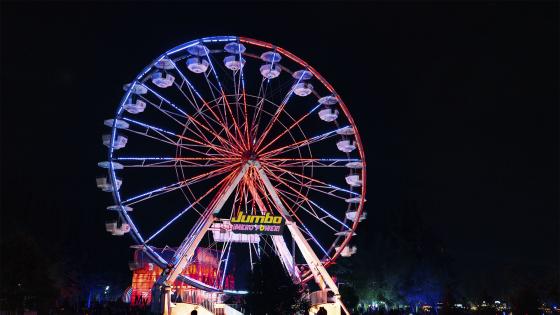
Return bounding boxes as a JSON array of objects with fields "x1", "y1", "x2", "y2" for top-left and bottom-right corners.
[{"x1": 317, "y1": 306, "x2": 328, "y2": 315}]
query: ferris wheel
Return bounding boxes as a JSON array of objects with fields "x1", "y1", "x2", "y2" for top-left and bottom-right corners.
[{"x1": 97, "y1": 36, "x2": 366, "y2": 312}]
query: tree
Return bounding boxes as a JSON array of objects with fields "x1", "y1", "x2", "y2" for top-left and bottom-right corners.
[
  {"x1": 244, "y1": 253, "x2": 309, "y2": 314},
  {"x1": 339, "y1": 285, "x2": 359, "y2": 311},
  {"x1": 511, "y1": 285, "x2": 541, "y2": 315},
  {"x1": 331, "y1": 201, "x2": 453, "y2": 310},
  {"x1": 0, "y1": 230, "x2": 58, "y2": 313}
]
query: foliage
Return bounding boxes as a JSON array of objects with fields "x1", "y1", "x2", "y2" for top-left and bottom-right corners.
[
  {"x1": 0, "y1": 230, "x2": 58, "y2": 313},
  {"x1": 340, "y1": 285, "x2": 360, "y2": 310},
  {"x1": 331, "y1": 202, "x2": 452, "y2": 309},
  {"x1": 244, "y1": 252, "x2": 309, "y2": 315}
]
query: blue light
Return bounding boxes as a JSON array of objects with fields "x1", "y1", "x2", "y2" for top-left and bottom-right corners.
[
  {"x1": 223, "y1": 290, "x2": 249, "y2": 295},
  {"x1": 146, "y1": 202, "x2": 196, "y2": 243},
  {"x1": 115, "y1": 156, "x2": 175, "y2": 161},
  {"x1": 238, "y1": 40, "x2": 247, "y2": 92},
  {"x1": 201, "y1": 36, "x2": 237, "y2": 43},
  {"x1": 300, "y1": 221, "x2": 329, "y2": 257},
  {"x1": 327, "y1": 184, "x2": 361, "y2": 197},
  {"x1": 122, "y1": 117, "x2": 177, "y2": 137},
  {"x1": 142, "y1": 84, "x2": 188, "y2": 116},
  {"x1": 309, "y1": 102, "x2": 322, "y2": 114},
  {"x1": 121, "y1": 181, "x2": 181, "y2": 204},
  {"x1": 204, "y1": 49, "x2": 224, "y2": 92},
  {"x1": 308, "y1": 200, "x2": 351, "y2": 230},
  {"x1": 166, "y1": 41, "x2": 200, "y2": 56},
  {"x1": 220, "y1": 243, "x2": 233, "y2": 289}
]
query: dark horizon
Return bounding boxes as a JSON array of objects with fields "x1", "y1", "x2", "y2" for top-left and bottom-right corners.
[{"x1": 1, "y1": 1, "x2": 558, "y2": 304}]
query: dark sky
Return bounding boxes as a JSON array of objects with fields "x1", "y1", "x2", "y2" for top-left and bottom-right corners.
[{"x1": 1, "y1": 2, "x2": 558, "y2": 292}]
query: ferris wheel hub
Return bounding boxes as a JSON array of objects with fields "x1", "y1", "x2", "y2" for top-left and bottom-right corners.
[{"x1": 241, "y1": 150, "x2": 258, "y2": 161}]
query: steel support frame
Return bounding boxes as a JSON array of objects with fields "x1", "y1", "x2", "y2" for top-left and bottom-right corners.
[
  {"x1": 154, "y1": 163, "x2": 250, "y2": 314},
  {"x1": 246, "y1": 182, "x2": 301, "y2": 282},
  {"x1": 153, "y1": 161, "x2": 348, "y2": 314},
  {"x1": 253, "y1": 161, "x2": 349, "y2": 315}
]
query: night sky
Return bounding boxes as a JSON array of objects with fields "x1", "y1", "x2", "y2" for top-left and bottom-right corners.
[{"x1": 1, "y1": 2, "x2": 558, "y2": 293}]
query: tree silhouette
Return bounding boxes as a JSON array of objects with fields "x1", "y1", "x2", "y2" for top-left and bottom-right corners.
[{"x1": 244, "y1": 251, "x2": 309, "y2": 314}]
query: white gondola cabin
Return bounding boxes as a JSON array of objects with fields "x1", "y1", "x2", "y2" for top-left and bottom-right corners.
[
  {"x1": 345, "y1": 174, "x2": 362, "y2": 187},
  {"x1": 102, "y1": 134, "x2": 128, "y2": 150},
  {"x1": 154, "y1": 58, "x2": 175, "y2": 70},
  {"x1": 336, "y1": 245, "x2": 357, "y2": 257},
  {"x1": 318, "y1": 95, "x2": 338, "y2": 105},
  {"x1": 223, "y1": 55, "x2": 246, "y2": 71},
  {"x1": 318, "y1": 108, "x2": 339, "y2": 122},
  {"x1": 122, "y1": 83, "x2": 147, "y2": 95},
  {"x1": 345, "y1": 210, "x2": 367, "y2": 222},
  {"x1": 345, "y1": 161, "x2": 363, "y2": 169},
  {"x1": 97, "y1": 161, "x2": 124, "y2": 170},
  {"x1": 260, "y1": 51, "x2": 282, "y2": 63},
  {"x1": 186, "y1": 57, "x2": 209, "y2": 73},
  {"x1": 107, "y1": 205, "x2": 133, "y2": 212},
  {"x1": 337, "y1": 139, "x2": 356, "y2": 153},
  {"x1": 345, "y1": 196, "x2": 362, "y2": 204},
  {"x1": 336, "y1": 126, "x2": 355, "y2": 135},
  {"x1": 151, "y1": 72, "x2": 175, "y2": 88},
  {"x1": 104, "y1": 119, "x2": 129, "y2": 130},
  {"x1": 292, "y1": 70, "x2": 313, "y2": 80},
  {"x1": 224, "y1": 42, "x2": 246, "y2": 54},
  {"x1": 123, "y1": 99, "x2": 146, "y2": 114},
  {"x1": 260, "y1": 64, "x2": 281, "y2": 79},
  {"x1": 96, "y1": 176, "x2": 122, "y2": 192},
  {"x1": 293, "y1": 82, "x2": 314, "y2": 97}
]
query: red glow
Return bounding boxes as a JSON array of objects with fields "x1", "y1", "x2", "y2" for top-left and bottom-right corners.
[{"x1": 129, "y1": 247, "x2": 234, "y2": 306}]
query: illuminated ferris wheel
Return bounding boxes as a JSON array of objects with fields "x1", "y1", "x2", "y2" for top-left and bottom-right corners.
[{"x1": 97, "y1": 36, "x2": 366, "y2": 313}]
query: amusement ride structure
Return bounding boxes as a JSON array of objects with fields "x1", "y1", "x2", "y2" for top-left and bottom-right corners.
[{"x1": 97, "y1": 36, "x2": 366, "y2": 315}]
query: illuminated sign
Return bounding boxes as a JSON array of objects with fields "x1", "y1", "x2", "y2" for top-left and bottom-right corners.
[{"x1": 230, "y1": 212, "x2": 284, "y2": 235}]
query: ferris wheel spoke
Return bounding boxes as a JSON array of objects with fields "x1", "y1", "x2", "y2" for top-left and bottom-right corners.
[
  {"x1": 265, "y1": 157, "x2": 362, "y2": 168},
  {"x1": 263, "y1": 161, "x2": 361, "y2": 198},
  {"x1": 252, "y1": 46, "x2": 278, "y2": 109},
  {"x1": 222, "y1": 94, "x2": 249, "y2": 150},
  {"x1": 123, "y1": 117, "x2": 237, "y2": 156},
  {"x1": 256, "y1": 103, "x2": 322, "y2": 154},
  {"x1": 139, "y1": 83, "x2": 237, "y2": 153},
  {"x1": 273, "y1": 186, "x2": 342, "y2": 233},
  {"x1": 151, "y1": 88, "x2": 228, "y2": 150},
  {"x1": 272, "y1": 174, "x2": 347, "y2": 202},
  {"x1": 168, "y1": 59, "x2": 231, "y2": 137},
  {"x1": 141, "y1": 84, "x2": 188, "y2": 117},
  {"x1": 258, "y1": 175, "x2": 331, "y2": 259},
  {"x1": 261, "y1": 166, "x2": 350, "y2": 231},
  {"x1": 182, "y1": 111, "x2": 240, "y2": 154},
  {"x1": 260, "y1": 125, "x2": 350, "y2": 158},
  {"x1": 175, "y1": 83, "x2": 225, "y2": 136},
  {"x1": 123, "y1": 127, "x2": 225, "y2": 159},
  {"x1": 172, "y1": 64, "x2": 241, "y2": 148},
  {"x1": 145, "y1": 171, "x2": 236, "y2": 244},
  {"x1": 253, "y1": 170, "x2": 330, "y2": 256},
  {"x1": 122, "y1": 164, "x2": 239, "y2": 206},
  {"x1": 137, "y1": 94, "x2": 219, "y2": 148},
  {"x1": 253, "y1": 73, "x2": 306, "y2": 150},
  {"x1": 205, "y1": 51, "x2": 248, "y2": 150},
  {"x1": 277, "y1": 185, "x2": 351, "y2": 233},
  {"x1": 235, "y1": 46, "x2": 252, "y2": 149},
  {"x1": 113, "y1": 156, "x2": 235, "y2": 168},
  {"x1": 268, "y1": 169, "x2": 349, "y2": 201},
  {"x1": 250, "y1": 79, "x2": 266, "y2": 137}
]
